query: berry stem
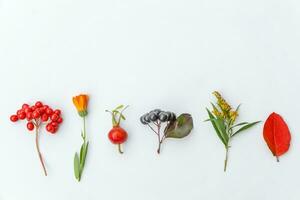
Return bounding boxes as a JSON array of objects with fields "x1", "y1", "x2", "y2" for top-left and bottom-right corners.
[
  {"x1": 118, "y1": 144, "x2": 123, "y2": 154},
  {"x1": 35, "y1": 123, "x2": 47, "y2": 176}
]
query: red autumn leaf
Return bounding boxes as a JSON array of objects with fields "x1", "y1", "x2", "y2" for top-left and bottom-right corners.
[{"x1": 263, "y1": 112, "x2": 291, "y2": 162}]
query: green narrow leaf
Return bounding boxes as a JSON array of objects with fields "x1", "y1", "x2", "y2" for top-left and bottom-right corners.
[
  {"x1": 232, "y1": 121, "x2": 261, "y2": 137},
  {"x1": 120, "y1": 114, "x2": 126, "y2": 120},
  {"x1": 229, "y1": 122, "x2": 249, "y2": 130},
  {"x1": 74, "y1": 153, "x2": 80, "y2": 180},
  {"x1": 206, "y1": 109, "x2": 227, "y2": 146},
  {"x1": 215, "y1": 117, "x2": 229, "y2": 143},
  {"x1": 81, "y1": 142, "x2": 89, "y2": 170},
  {"x1": 115, "y1": 105, "x2": 124, "y2": 110}
]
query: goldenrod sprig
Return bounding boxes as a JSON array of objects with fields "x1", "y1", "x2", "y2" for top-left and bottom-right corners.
[{"x1": 206, "y1": 91, "x2": 260, "y2": 172}]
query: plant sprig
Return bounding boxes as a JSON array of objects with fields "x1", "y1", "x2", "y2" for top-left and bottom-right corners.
[{"x1": 205, "y1": 91, "x2": 260, "y2": 172}]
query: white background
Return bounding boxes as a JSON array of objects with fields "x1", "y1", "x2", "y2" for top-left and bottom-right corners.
[{"x1": 0, "y1": 0, "x2": 299, "y2": 199}]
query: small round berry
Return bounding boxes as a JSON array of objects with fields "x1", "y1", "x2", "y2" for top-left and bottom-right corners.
[
  {"x1": 18, "y1": 112, "x2": 26, "y2": 120},
  {"x1": 54, "y1": 109, "x2": 61, "y2": 115},
  {"x1": 46, "y1": 108, "x2": 53, "y2": 115},
  {"x1": 26, "y1": 112, "x2": 33, "y2": 120},
  {"x1": 41, "y1": 114, "x2": 49, "y2": 122},
  {"x1": 37, "y1": 107, "x2": 45, "y2": 115},
  {"x1": 27, "y1": 122, "x2": 35, "y2": 131},
  {"x1": 17, "y1": 109, "x2": 23, "y2": 115},
  {"x1": 46, "y1": 124, "x2": 54, "y2": 132},
  {"x1": 31, "y1": 106, "x2": 37, "y2": 111},
  {"x1": 51, "y1": 121, "x2": 58, "y2": 127},
  {"x1": 50, "y1": 126, "x2": 57, "y2": 134},
  {"x1": 10, "y1": 115, "x2": 19, "y2": 122},
  {"x1": 149, "y1": 113, "x2": 158, "y2": 122},
  {"x1": 57, "y1": 117, "x2": 63, "y2": 124},
  {"x1": 24, "y1": 107, "x2": 32, "y2": 113},
  {"x1": 159, "y1": 112, "x2": 168, "y2": 122},
  {"x1": 43, "y1": 105, "x2": 49, "y2": 110},
  {"x1": 51, "y1": 114, "x2": 59, "y2": 122},
  {"x1": 35, "y1": 101, "x2": 43, "y2": 108},
  {"x1": 144, "y1": 114, "x2": 151, "y2": 123},
  {"x1": 32, "y1": 111, "x2": 40, "y2": 119},
  {"x1": 22, "y1": 104, "x2": 29, "y2": 109}
]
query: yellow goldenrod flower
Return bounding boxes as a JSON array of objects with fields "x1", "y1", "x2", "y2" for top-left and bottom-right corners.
[
  {"x1": 213, "y1": 91, "x2": 232, "y2": 112},
  {"x1": 73, "y1": 94, "x2": 89, "y2": 117},
  {"x1": 229, "y1": 111, "x2": 238, "y2": 122}
]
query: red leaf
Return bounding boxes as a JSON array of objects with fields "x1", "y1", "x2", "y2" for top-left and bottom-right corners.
[{"x1": 263, "y1": 112, "x2": 291, "y2": 161}]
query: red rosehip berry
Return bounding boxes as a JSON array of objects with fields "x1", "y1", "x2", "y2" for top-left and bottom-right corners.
[
  {"x1": 41, "y1": 114, "x2": 49, "y2": 122},
  {"x1": 46, "y1": 108, "x2": 53, "y2": 115},
  {"x1": 27, "y1": 122, "x2": 35, "y2": 131},
  {"x1": 18, "y1": 112, "x2": 26, "y2": 120},
  {"x1": 57, "y1": 117, "x2": 63, "y2": 124},
  {"x1": 22, "y1": 104, "x2": 29, "y2": 109},
  {"x1": 54, "y1": 109, "x2": 61, "y2": 115},
  {"x1": 32, "y1": 111, "x2": 40, "y2": 119},
  {"x1": 10, "y1": 115, "x2": 19, "y2": 122},
  {"x1": 35, "y1": 101, "x2": 43, "y2": 108},
  {"x1": 51, "y1": 114, "x2": 59, "y2": 122}
]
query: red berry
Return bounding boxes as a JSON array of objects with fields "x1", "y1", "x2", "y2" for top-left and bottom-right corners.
[
  {"x1": 57, "y1": 117, "x2": 63, "y2": 124},
  {"x1": 31, "y1": 106, "x2": 37, "y2": 111},
  {"x1": 51, "y1": 121, "x2": 58, "y2": 127},
  {"x1": 38, "y1": 108, "x2": 45, "y2": 115},
  {"x1": 22, "y1": 104, "x2": 29, "y2": 109},
  {"x1": 32, "y1": 111, "x2": 40, "y2": 119},
  {"x1": 51, "y1": 114, "x2": 59, "y2": 121},
  {"x1": 108, "y1": 127, "x2": 128, "y2": 144},
  {"x1": 17, "y1": 109, "x2": 23, "y2": 115},
  {"x1": 26, "y1": 112, "x2": 33, "y2": 120},
  {"x1": 35, "y1": 101, "x2": 43, "y2": 108},
  {"x1": 27, "y1": 122, "x2": 35, "y2": 131},
  {"x1": 43, "y1": 105, "x2": 49, "y2": 110},
  {"x1": 18, "y1": 112, "x2": 26, "y2": 120},
  {"x1": 41, "y1": 114, "x2": 49, "y2": 122},
  {"x1": 54, "y1": 109, "x2": 61, "y2": 115},
  {"x1": 46, "y1": 124, "x2": 54, "y2": 132},
  {"x1": 24, "y1": 107, "x2": 32, "y2": 113},
  {"x1": 46, "y1": 108, "x2": 53, "y2": 115},
  {"x1": 10, "y1": 115, "x2": 19, "y2": 122}
]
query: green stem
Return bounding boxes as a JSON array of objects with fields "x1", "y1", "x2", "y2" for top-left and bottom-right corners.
[{"x1": 224, "y1": 146, "x2": 229, "y2": 172}]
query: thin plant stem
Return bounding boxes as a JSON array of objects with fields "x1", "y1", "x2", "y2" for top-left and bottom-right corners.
[
  {"x1": 118, "y1": 144, "x2": 123, "y2": 154},
  {"x1": 35, "y1": 123, "x2": 47, "y2": 176},
  {"x1": 224, "y1": 146, "x2": 229, "y2": 172}
]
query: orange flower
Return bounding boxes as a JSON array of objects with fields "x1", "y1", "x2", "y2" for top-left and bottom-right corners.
[{"x1": 72, "y1": 94, "x2": 89, "y2": 117}]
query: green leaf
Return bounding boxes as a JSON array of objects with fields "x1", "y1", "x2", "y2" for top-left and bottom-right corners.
[
  {"x1": 214, "y1": 117, "x2": 229, "y2": 144},
  {"x1": 232, "y1": 121, "x2": 261, "y2": 137},
  {"x1": 74, "y1": 153, "x2": 80, "y2": 181},
  {"x1": 229, "y1": 122, "x2": 249, "y2": 130},
  {"x1": 115, "y1": 105, "x2": 124, "y2": 110},
  {"x1": 165, "y1": 114, "x2": 193, "y2": 138},
  {"x1": 120, "y1": 114, "x2": 126, "y2": 120},
  {"x1": 81, "y1": 142, "x2": 89, "y2": 170},
  {"x1": 206, "y1": 108, "x2": 227, "y2": 146}
]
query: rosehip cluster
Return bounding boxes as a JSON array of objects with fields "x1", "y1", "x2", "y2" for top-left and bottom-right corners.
[{"x1": 10, "y1": 101, "x2": 63, "y2": 134}]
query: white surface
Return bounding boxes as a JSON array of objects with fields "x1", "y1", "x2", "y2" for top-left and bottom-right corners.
[{"x1": 0, "y1": 0, "x2": 300, "y2": 199}]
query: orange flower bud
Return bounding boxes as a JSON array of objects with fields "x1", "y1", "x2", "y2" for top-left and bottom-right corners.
[{"x1": 72, "y1": 94, "x2": 89, "y2": 117}]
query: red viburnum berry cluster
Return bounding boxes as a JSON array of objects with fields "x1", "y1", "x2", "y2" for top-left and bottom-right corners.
[{"x1": 10, "y1": 101, "x2": 63, "y2": 134}]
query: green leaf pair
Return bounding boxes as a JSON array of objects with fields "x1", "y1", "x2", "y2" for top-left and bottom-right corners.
[{"x1": 74, "y1": 141, "x2": 89, "y2": 181}]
